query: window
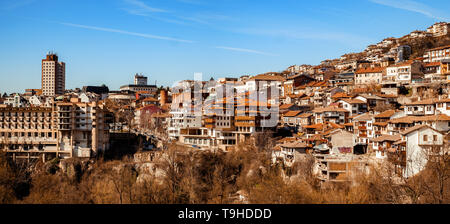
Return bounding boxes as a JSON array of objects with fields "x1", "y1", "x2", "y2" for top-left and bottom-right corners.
[
  {"x1": 433, "y1": 135, "x2": 437, "y2": 141},
  {"x1": 423, "y1": 135, "x2": 428, "y2": 141}
]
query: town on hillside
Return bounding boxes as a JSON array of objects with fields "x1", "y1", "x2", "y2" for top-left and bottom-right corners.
[{"x1": 1, "y1": 22, "x2": 450, "y2": 204}]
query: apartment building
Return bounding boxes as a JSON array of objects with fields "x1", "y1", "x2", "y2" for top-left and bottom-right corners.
[
  {"x1": 426, "y1": 22, "x2": 450, "y2": 37},
  {"x1": 0, "y1": 101, "x2": 112, "y2": 161},
  {"x1": 42, "y1": 53, "x2": 65, "y2": 96},
  {"x1": 385, "y1": 60, "x2": 423, "y2": 84},
  {"x1": 120, "y1": 74, "x2": 158, "y2": 93},
  {"x1": 423, "y1": 45, "x2": 450, "y2": 63}
]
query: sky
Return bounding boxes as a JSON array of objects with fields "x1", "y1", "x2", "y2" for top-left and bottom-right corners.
[{"x1": 0, "y1": 0, "x2": 449, "y2": 93}]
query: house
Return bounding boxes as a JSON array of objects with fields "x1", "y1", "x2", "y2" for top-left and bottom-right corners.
[
  {"x1": 354, "y1": 67, "x2": 385, "y2": 86},
  {"x1": 423, "y1": 62, "x2": 445, "y2": 82},
  {"x1": 391, "y1": 125, "x2": 445, "y2": 178},
  {"x1": 246, "y1": 74, "x2": 285, "y2": 92},
  {"x1": 282, "y1": 110, "x2": 302, "y2": 126},
  {"x1": 436, "y1": 97, "x2": 450, "y2": 116},
  {"x1": 295, "y1": 113, "x2": 313, "y2": 130},
  {"x1": 337, "y1": 98, "x2": 368, "y2": 116},
  {"x1": 385, "y1": 60, "x2": 423, "y2": 84},
  {"x1": 371, "y1": 135, "x2": 402, "y2": 159},
  {"x1": 404, "y1": 98, "x2": 437, "y2": 116},
  {"x1": 353, "y1": 113, "x2": 374, "y2": 153},
  {"x1": 373, "y1": 110, "x2": 399, "y2": 137},
  {"x1": 329, "y1": 129, "x2": 356, "y2": 155},
  {"x1": 330, "y1": 92, "x2": 351, "y2": 103},
  {"x1": 142, "y1": 97, "x2": 159, "y2": 106},
  {"x1": 283, "y1": 74, "x2": 315, "y2": 96},
  {"x1": 312, "y1": 106, "x2": 349, "y2": 124},
  {"x1": 388, "y1": 116, "x2": 416, "y2": 135},
  {"x1": 426, "y1": 22, "x2": 450, "y2": 37},
  {"x1": 413, "y1": 114, "x2": 450, "y2": 132}
]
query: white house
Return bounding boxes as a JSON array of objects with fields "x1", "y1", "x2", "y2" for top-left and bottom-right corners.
[{"x1": 398, "y1": 125, "x2": 445, "y2": 178}]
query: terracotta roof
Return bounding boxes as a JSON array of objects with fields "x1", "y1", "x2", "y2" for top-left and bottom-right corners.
[
  {"x1": 249, "y1": 74, "x2": 285, "y2": 81},
  {"x1": 355, "y1": 67, "x2": 385, "y2": 74},
  {"x1": 280, "y1": 141, "x2": 308, "y2": 148},
  {"x1": 373, "y1": 122, "x2": 388, "y2": 126},
  {"x1": 287, "y1": 93, "x2": 305, "y2": 98},
  {"x1": 415, "y1": 114, "x2": 450, "y2": 121},
  {"x1": 279, "y1": 104, "x2": 296, "y2": 110},
  {"x1": 313, "y1": 106, "x2": 349, "y2": 113},
  {"x1": 303, "y1": 123, "x2": 325, "y2": 130},
  {"x1": 374, "y1": 110, "x2": 396, "y2": 118},
  {"x1": 401, "y1": 125, "x2": 433, "y2": 135},
  {"x1": 340, "y1": 98, "x2": 366, "y2": 104},
  {"x1": 389, "y1": 116, "x2": 416, "y2": 124},
  {"x1": 284, "y1": 110, "x2": 302, "y2": 117},
  {"x1": 371, "y1": 135, "x2": 401, "y2": 142},
  {"x1": 296, "y1": 113, "x2": 313, "y2": 118},
  {"x1": 331, "y1": 92, "x2": 351, "y2": 99},
  {"x1": 405, "y1": 98, "x2": 438, "y2": 106},
  {"x1": 328, "y1": 122, "x2": 344, "y2": 129},
  {"x1": 353, "y1": 113, "x2": 373, "y2": 121}
]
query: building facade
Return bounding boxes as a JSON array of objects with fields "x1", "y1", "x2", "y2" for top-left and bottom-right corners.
[{"x1": 42, "y1": 53, "x2": 65, "y2": 96}]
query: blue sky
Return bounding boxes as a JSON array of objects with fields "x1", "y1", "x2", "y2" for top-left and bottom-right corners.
[{"x1": 0, "y1": 0, "x2": 449, "y2": 93}]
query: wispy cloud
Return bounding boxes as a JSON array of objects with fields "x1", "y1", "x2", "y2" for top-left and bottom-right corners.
[
  {"x1": 123, "y1": 0, "x2": 168, "y2": 15},
  {"x1": 122, "y1": 0, "x2": 233, "y2": 26},
  {"x1": 60, "y1": 22, "x2": 195, "y2": 43},
  {"x1": 215, "y1": 46, "x2": 277, "y2": 56},
  {"x1": 369, "y1": 0, "x2": 449, "y2": 20}
]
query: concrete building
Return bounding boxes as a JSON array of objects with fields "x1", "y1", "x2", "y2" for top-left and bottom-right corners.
[
  {"x1": 42, "y1": 53, "x2": 65, "y2": 96},
  {"x1": 0, "y1": 101, "x2": 112, "y2": 161},
  {"x1": 427, "y1": 22, "x2": 450, "y2": 37},
  {"x1": 120, "y1": 74, "x2": 157, "y2": 93},
  {"x1": 423, "y1": 45, "x2": 450, "y2": 63},
  {"x1": 134, "y1": 74, "x2": 148, "y2": 85},
  {"x1": 385, "y1": 60, "x2": 423, "y2": 84}
]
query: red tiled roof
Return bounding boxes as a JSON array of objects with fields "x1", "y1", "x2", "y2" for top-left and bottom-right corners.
[
  {"x1": 355, "y1": 67, "x2": 385, "y2": 74},
  {"x1": 374, "y1": 110, "x2": 396, "y2": 118},
  {"x1": 249, "y1": 74, "x2": 285, "y2": 81},
  {"x1": 284, "y1": 110, "x2": 302, "y2": 117},
  {"x1": 331, "y1": 92, "x2": 351, "y2": 99}
]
